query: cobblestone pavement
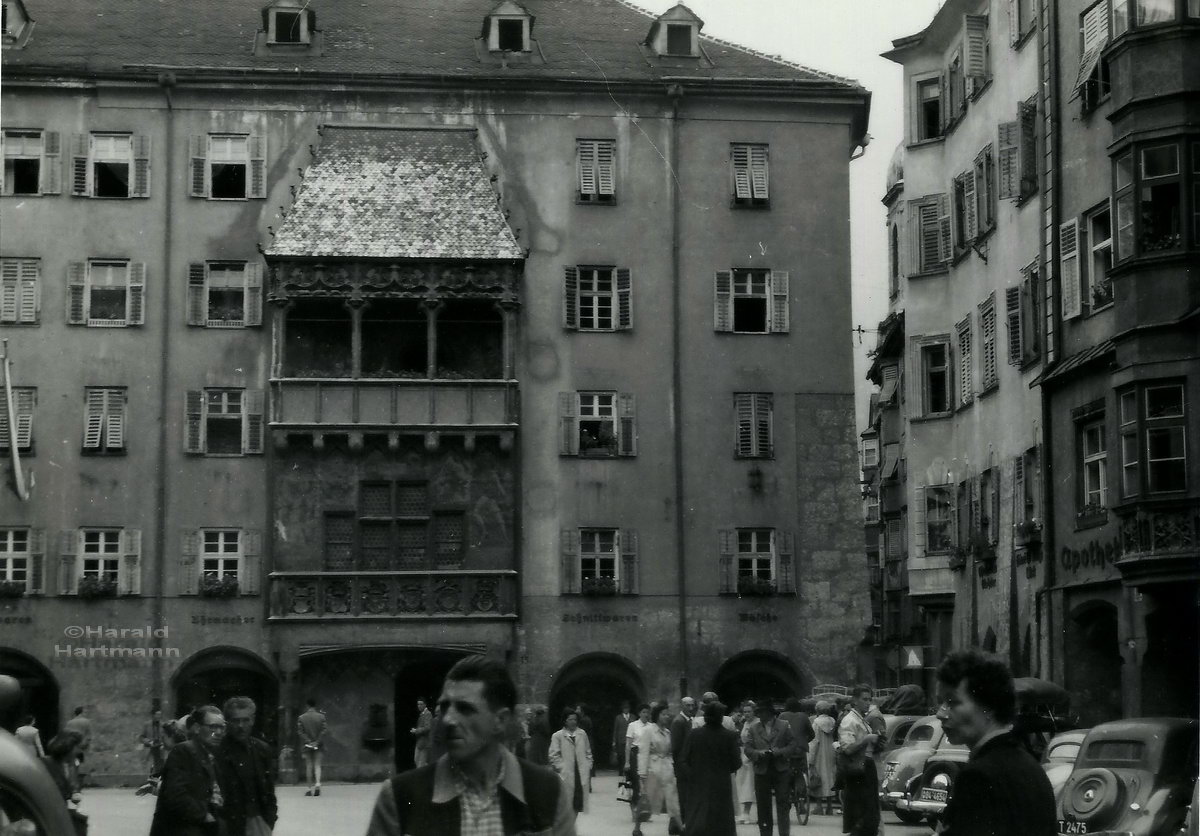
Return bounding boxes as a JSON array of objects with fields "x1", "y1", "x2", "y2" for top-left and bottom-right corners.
[{"x1": 78, "y1": 771, "x2": 930, "y2": 836}]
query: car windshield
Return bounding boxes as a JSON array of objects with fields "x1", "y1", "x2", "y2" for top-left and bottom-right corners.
[
  {"x1": 1047, "y1": 742, "x2": 1080, "y2": 763},
  {"x1": 1086, "y1": 740, "x2": 1145, "y2": 762}
]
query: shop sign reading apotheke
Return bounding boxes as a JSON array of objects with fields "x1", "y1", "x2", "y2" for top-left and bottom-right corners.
[{"x1": 1060, "y1": 534, "x2": 1121, "y2": 582}]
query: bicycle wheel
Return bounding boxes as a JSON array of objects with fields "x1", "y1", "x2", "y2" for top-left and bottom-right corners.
[{"x1": 795, "y1": 772, "x2": 810, "y2": 825}]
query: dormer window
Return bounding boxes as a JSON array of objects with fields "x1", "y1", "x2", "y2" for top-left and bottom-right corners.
[
  {"x1": 484, "y1": 1, "x2": 533, "y2": 53},
  {"x1": 647, "y1": 3, "x2": 702, "y2": 58},
  {"x1": 262, "y1": 0, "x2": 314, "y2": 46}
]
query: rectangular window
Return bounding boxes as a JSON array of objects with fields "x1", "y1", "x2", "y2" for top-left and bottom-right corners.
[
  {"x1": 578, "y1": 392, "x2": 618, "y2": 456},
  {"x1": 909, "y1": 195, "x2": 951, "y2": 273},
  {"x1": 979, "y1": 296, "x2": 998, "y2": 391},
  {"x1": 1076, "y1": 1, "x2": 1112, "y2": 110},
  {"x1": 736, "y1": 528, "x2": 775, "y2": 581},
  {"x1": 953, "y1": 171, "x2": 975, "y2": 250},
  {"x1": 186, "y1": 262, "x2": 263, "y2": 328},
  {"x1": 714, "y1": 269, "x2": 789, "y2": 334},
  {"x1": 70, "y1": 133, "x2": 147, "y2": 199},
  {"x1": 1144, "y1": 384, "x2": 1187, "y2": 492},
  {"x1": 956, "y1": 317, "x2": 973, "y2": 405},
  {"x1": 862, "y1": 437, "x2": 879, "y2": 469},
  {"x1": 666, "y1": 23, "x2": 693, "y2": 55},
  {"x1": 731, "y1": 144, "x2": 770, "y2": 206},
  {"x1": 578, "y1": 267, "x2": 614, "y2": 330},
  {"x1": 964, "y1": 14, "x2": 990, "y2": 91},
  {"x1": 1087, "y1": 208, "x2": 1114, "y2": 309},
  {"x1": 184, "y1": 388, "x2": 264, "y2": 456},
  {"x1": 80, "y1": 529, "x2": 121, "y2": 582},
  {"x1": 579, "y1": 528, "x2": 618, "y2": 581},
  {"x1": 559, "y1": 391, "x2": 636, "y2": 456},
  {"x1": 1114, "y1": 151, "x2": 1135, "y2": 260},
  {"x1": 189, "y1": 134, "x2": 266, "y2": 200},
  {"x1": 1120, "y1": 389, "x2": 1140, "y2": 497},
  {"x1": 917, "y1": 77, "x2": 943, "y2": 141},
  {"x1": 82, "y1": 387, "x2": 126, "y2": 453},
  {"x1": 1018, "y1": 99, "x2": 1038, "y2": 198},
  {"x1": 3, "y1": 130, "x2": 59, "y2": 195},
  {"x1": 0, "y1": 386, "x2": 34, "y2": 452},
  {"x1": 1136, "y1": 0, "x2": 1176, "y2": 25},
  {"x1": 0, "y1": 258, "x2": 40, "y2": 324},
  {"x1": 270, "y1": 9, "x2": 308, "y2": 43},
  {"x1": 0, "y1": 529, "x2": 29, "y2": 586},
  {"x1": 497, "y1": 18, "x2": 526, "y2": 51},
  {"x1": 1016, "y1": 261, "x2": 1042, "y2": 364},
  {"x1": 201, "y1": 529, "x2": 241, "y2": 581},
  {"x1": 1139, "y1": 143, "x2": 1182, "y2": 253},
  {"x1": 1015, "y1": 0, "x2": 1036, "y2": 41},
  {"x1": 576, "y1": 139, "x2": 615, "y2": 203},
  {"x1": 734, "y1": 392, "x2": 773, "y2": 458},
  {"x1": 925, "y1": 484, "x2": 954, "y2": 554},
  {"x1": 1081, "y1": 418, "x2": 1108, "y2": 510},
  {"x1": 66, "y1": 260, "x2": 145, "y2": 328},
  {"x1": 921, "y1": 342, "x2": 951, "y2": 415},
  {"x1": 1113, "y1": 0, "x2": 1131, "y2": 34},
  {"x1": 92, "y1": 134, "x2": 130, "y2": 197}
]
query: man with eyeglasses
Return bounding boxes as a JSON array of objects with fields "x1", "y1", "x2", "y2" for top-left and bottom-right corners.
[{"x1": 150, "y1": 705, "x2": 234, "y2": 836}]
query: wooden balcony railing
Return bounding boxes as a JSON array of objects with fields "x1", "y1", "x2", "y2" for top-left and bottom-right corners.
[
  {"x1": 268, "y1": 570, "x2": 517, "y2": 620},
  {"x1": 270, "y1": 379, "x2": 518, "y2": 429}
]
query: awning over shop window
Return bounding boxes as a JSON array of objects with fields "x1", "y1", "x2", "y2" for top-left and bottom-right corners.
[{"x1": 266, "y1": 126, "x2": 523, "y2": 261}]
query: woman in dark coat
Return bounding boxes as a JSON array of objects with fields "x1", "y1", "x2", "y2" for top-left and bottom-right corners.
[
  {"x1": 678, "y1": 701, "x2": 742, "y2": 836},
  {"x1": 526, "y1": 706, "x2": 552, "y2": 766},
  {"x1": 42, "y1": 730, "x2": 87, "y2": 835}
]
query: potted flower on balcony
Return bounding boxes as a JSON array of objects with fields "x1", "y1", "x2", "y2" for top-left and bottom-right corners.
[
  {"x1": 967, "y1": 532, "x2": 997, "y2": 565},
  {"x1": 0, "y1": 580, "x2": 26, "y2": 599},
  {"x1": 77, "y1": 576, "x2": 119, "y2": 600},
  {"x1": 948, "y1": 547, "x2": 968, "y2": 571},
  {"x1": 580, "y1": 576, "x2": 618, "y2": 597},
  {"x1": 199, "y1": 574, "x2": 240, "y2": 599},
  {"x1": 1076, "y1": 502, "x2": 1107, "y2": 526},
  {"x1": 1014, "y1": 519, "x2": 1042, "y2": 546},
  {"x1": 737, "y1": 576, "x2": 776, "y2": 597}
]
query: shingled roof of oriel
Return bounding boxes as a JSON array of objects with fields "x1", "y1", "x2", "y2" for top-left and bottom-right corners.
[
  {"x1": 3, "y1": 0, "x2": 861, "y2": 89},
  {"x1": 265, "y1": 127, "x2": 523, "y2": 260}
]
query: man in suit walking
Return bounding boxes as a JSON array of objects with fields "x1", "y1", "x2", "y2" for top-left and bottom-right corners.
[
  {"x1": 670, "y1": 697, "x2": 696, "y2": 819},
  {"x1": 612, "y1": 701, "x2": 632, "y2": 775},
  {"x1": 150, "y1": 705, "x2": 234, "y2": 836},
  {"x1": 743, "y1": 700, "x2": 797, "y2": 836},
  {"x1": 935, "y1": 650, "x2": 1056, "y2": 836},
  {"x1": 410, "y1": 699, "x2": 433, "y2": 768}
]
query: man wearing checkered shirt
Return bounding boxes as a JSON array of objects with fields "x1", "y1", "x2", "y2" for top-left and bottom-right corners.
[{"x1": 365, "y1": 655, "x2": 574, "y2": 836}]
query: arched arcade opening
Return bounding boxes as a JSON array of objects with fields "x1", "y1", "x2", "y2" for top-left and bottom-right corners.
[
  {"x1": 712, "y1": 650, "x2": 804, "y2": 710},
  {"x1": 173, "y1": 646, "x2": 279, "y2": 744},
  {"x1": 0, "y1": 648, "x2": 59, "y2": 740},
  {"x1": 548, "y1": 653, "x2": 644, "y2": 770}
]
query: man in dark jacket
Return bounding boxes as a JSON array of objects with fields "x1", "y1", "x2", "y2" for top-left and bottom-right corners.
[
  {"x1": 220, "y1": 696, "x2": 278, "y2": 836},
  {"x1": 364, "y1": 655, "x2": 573, "y2": 836},
  {"x1": 151, "y1": 705, "x2": 234, "y2": 836},
  {"x1": 935, "y1": 650, "x2": 1056, "y2": 836},
  {"x1": 670, "y1": 697, "x2": 696, "y2": 817}
]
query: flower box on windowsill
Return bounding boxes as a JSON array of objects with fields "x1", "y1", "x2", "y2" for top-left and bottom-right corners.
[
  {"x1": 199, "y1": 575, "x2": 240, "y2": 599},
  {"x1": 0, "y1": 581, "x2": 26, "y2": 599},
  {"x1": 77, "y1": 577, "x2": 119, "y2": 600},
  {"x1": 1076, "y1": 504, "x2": 1107, "y2": 529},
  {"x1": 1014, "y1": 520, "x2": 1042, "y2": 546},
  {"x1": 736, "y1": 577, "x2": 776, "y2": 597},
  {"x1": 580, "y1": 576, "x2": 618, "y2": 597},
  {"x1": 948, "y1": 551, "x2": 968, "y2": 571}
]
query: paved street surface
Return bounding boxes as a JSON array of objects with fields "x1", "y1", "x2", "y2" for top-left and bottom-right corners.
[{"x1": 79, "y1": 770, "x2": 930, "y2": 836}]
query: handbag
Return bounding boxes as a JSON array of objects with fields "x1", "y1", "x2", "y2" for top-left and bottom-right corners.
[
  {"x1": 617, "y1": 780, "x2": 632, "y2": 803},
  {"x1": 836, "y1": 748, "x2": 866, "y2": 779}
]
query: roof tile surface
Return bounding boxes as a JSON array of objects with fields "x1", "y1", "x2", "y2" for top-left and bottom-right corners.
[{"x1": 265, "y1": 127, "x2": 523, "y2": 260}]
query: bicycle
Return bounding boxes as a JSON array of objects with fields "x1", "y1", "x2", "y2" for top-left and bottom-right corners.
[{"x1": 791, "y1": 760, "x2": 810, "y2": 825}]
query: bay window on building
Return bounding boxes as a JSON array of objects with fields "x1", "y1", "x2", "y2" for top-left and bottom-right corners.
[
  {"x1": 1119, "y1": 382, "x2": 1188, "y2": 495},
  {"x1": 1112, "y1": 0, "x2": 1200, "y2": 36},
  {"x1": 1114, "y1": 140, "x2": 1198, "y2": 260}
]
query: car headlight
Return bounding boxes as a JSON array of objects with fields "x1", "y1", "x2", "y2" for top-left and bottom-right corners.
[{"x1": 930, "y1": 772, "x2": 952, "y2": 789}]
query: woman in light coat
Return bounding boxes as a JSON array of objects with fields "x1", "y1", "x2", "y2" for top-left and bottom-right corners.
[
  {"x1": 548, "y1": 709, "x2": 593, "y2": 818},
  {"x1": 734, "y1": 700, "x2": 757, "y2": 823},
  {"x1": 638, "y1": 703, "x2": 684, "y2": 834},
  {"x1": 809, "y1": 699, "x2": 839, "y2": 816}
]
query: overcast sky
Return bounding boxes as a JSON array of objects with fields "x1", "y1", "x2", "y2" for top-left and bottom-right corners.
[{"x1": 639, "y1": 0, "x2": 941, "y2": 433}]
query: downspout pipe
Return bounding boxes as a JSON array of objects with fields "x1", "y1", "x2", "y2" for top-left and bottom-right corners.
[
  {"x1": 668, "y1": 83, "x2": 689, "y2": 698},
  {"x1": 152, "y1": 72, "x2": 176, "y2": 703}
]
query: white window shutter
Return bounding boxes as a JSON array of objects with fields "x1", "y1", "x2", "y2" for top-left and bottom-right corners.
[
  {"x1": 596, "y1": 141, "x2": 615, "y2": 196},
  {"x1": 248, "y1": 135, "x2": 267, "y2": 199},
  {"x1": 66, "y1": 262, "x2": 87, "y2": 324},
  {"x1": 244, "y1": 263, "x2": 263, "y2": 326},
  {"x1": 1060, "y1": 218, "x2": 1081, "y2": 319},
  {"x1": 122, "y1": 529, "x2": 142, "y2": 595},
  {"x1": 998, "y1": 122, "x2": 1020, "y2": 199},
  {"x1": 128, "y1": 262, "x2": 146, "y2": 326},
  {"x1": 1007, "y1": 0, "x2": 1020, "y2": 45},
  {"x1": 70, "y1": 134, "x2": 90, "y2": 196},
  {"x1": 560, "y1": 528, "x2": 581, "y2": 594},
  {"x1": 937, "y1": 193, "x2": 953, "y2": 264},
  {"x1": 83, "y1": 389, "x2": 106, "y2": 449},
  {"x1": 106, "y1": 389, "x2": 126, "y2": 450},
  {"x1": 131, "y1": 135, "x2": 151, "y2": 198},
  {"x1": 0, "y1": 261, "x2": 17, "y2": 322},
  {"x1": 18, "y1": 260, "x2": 39, "y2": 324},
  {"x1": 186, "y1": 264, "x2": 207, "y2": 326},
  {"x1": 776, "y1": 531, "x2": 795, "y2": 593},
  {"x1": 1005, "y1": 286, "x2": 1023, "y2": 364},
  {"x1": 60, "y1": 530, "x2": 79, "y2": 595},
  {"x1": 756, "y1": 392, "x2": 773, "y2": 458},
  {"x1": 718, "y1": 529, "x2": 735, "y2": 594},
  {"x1": 735, "y1": 394, "x2": 753, "y2": 457},
  {"x1": 731, "y1": 145, "x2": 751, "y2": 199},
  {"x1": 769, "y1": 271, "x2": 790, "y2": 333},
  {"x1": 180, "y1": 529, "x2": 199, "y2": 595},
  {"x1": 616, "y1": 268, "x2": 632, "y2": 330},
  {"x1": 558, "y1": 392, "x2": 578, "y2": 456},
  {"x1": 188, "y1": 136, "x2": 208, "y2": 198},
  {"x1": 963, "y1": 171, "x2": 978, "y2": 242},
  {"x1": 964, "y1": 15, "x2": 989, "y2": 82},
  {"x1": 619, "y1": 529, "x2": 638, "y2": 594},
  {"x1": 618, "y1": 392, "x2": 637, "y2": 457},
  {"x1": 714, "y1": 270, "x2": 733, "y2": 332},
  {"x1": 185, "y1": 390, "x2": 205, "y2": 453},
  {"x1": 562, "y1": 266, "x2": 578, "y2": 330},
  {"x1": 27, "y1": 529, "x2": 46, "y2": 594},
  {"x1": 577, "y1": 141, "x2": 597, "y2": 195},
  {"x1": 241, "y1": 529, "x2": 261, "y2": 594},
  {"x1": 41, "y1": 131, "x2": 62, "y2": 195},
  {"x1": 244, "y1": 389, "x2": 265, "y2": 455},
  {"x1": 749, "y1": 145, "x2": 769, "y2": 200}
]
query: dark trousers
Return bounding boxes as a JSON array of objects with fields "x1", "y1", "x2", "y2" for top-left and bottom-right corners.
[
  {"x1": 841, "y1": 760, "x2": 880, "y2": 836},
  {"x1": 754, "y1": 768, "x2": 791, "y2": 836},
  {"x1": 627, "y1": 746, "x2": 643, "y2": 828}
]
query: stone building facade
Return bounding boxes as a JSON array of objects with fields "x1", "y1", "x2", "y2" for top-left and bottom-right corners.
[{"x1": 1, "y1": 0, "x2": 869, "y2": 781}]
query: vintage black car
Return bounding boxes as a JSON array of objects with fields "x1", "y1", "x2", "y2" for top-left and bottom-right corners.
[
  {"x1": 1057, "y1": 717, "x2": 1198, "y2": 836},
  {"x1": 879, "y1": 715, "x2": 946, "y2": 824}
]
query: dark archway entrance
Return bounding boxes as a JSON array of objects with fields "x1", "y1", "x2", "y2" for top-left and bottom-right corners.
[
  {"x1": 1141, "y1": 584, "x2": 1199, "y2": 718},
  {"x1": 174, "y1": 647, "x2": 279, "y2": 744},
  {"x1": 0, "y1": 648, "x2": 59, "y2": 740},
  {"x1": 1065, "y1": 601, "x2": 1122, "y2": 727},
  {"x1": 712, "y1": 651, "x2": 803, "y2": 710},
  {"x1": 549, "y1": 654, "x2": 644, "y2": 771},
  {"x1": 393, "y1": 650, "x2": 467, "y2": 772}
]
